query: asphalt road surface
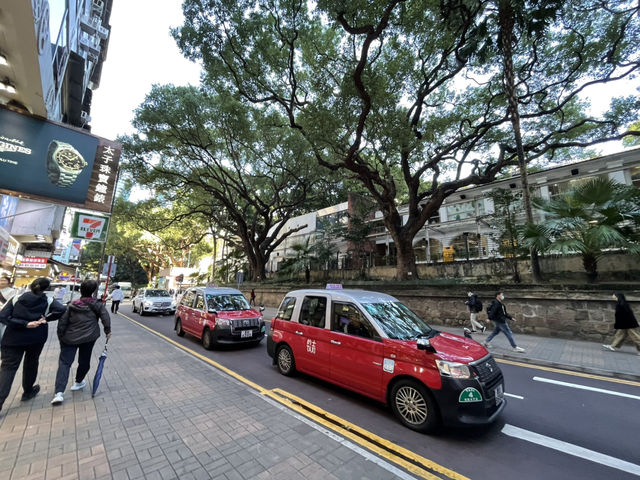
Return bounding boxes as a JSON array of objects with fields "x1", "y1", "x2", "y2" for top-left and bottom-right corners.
[{"x1": 116, "y1": 303, "x2": 640, "y2": 480}]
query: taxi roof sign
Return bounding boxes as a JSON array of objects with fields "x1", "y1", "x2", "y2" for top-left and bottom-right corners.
[
  {"x1": 206, "y1": 283, "x2": 218, "y2": 288},
  {"x1": 325, "y1": 283, "x2": 343, "y2": 289}
]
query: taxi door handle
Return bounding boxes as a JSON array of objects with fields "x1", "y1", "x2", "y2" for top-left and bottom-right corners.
[
  {"x1": 295, "y1": 331, "x2": 304, "y2": 335},
  {"x1": 330, "y1": 340, "x2": 341, "y2": 345},
  {"x1": 372, "y1": 362, "x2": 382, "y2": 366}
]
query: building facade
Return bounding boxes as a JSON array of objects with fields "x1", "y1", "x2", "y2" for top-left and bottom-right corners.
[{"x1": 0, "y1": 0, "x2": 114, "y2": 283}]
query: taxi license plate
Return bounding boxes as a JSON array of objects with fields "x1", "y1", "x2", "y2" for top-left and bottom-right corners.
[
  {"x1": 241, "y1": 330, "x2": 252, "y2": 338},
  {"x1": 495, "y1": 384, "x2": 504, "y2": 405}
]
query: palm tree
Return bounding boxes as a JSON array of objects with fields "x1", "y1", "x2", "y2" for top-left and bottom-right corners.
[{"x1": 523, "y1": 177, "x2": 640, "y2": 282}]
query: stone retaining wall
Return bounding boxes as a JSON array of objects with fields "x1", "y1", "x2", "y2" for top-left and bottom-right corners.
[{"x1": 245, "y1": 285, "x2": 640, "y2": 342}]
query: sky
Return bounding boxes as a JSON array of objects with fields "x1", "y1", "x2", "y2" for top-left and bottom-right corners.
[
  {"x1": 86, "y1": 1, "x2": 637, "y2": 154},
  {"x1": 89, "y1": 0, "x2": 201, "y2": 141}
]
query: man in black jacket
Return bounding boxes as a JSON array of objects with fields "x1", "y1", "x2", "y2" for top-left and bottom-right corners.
[
  {"x1": 51, "y1": 280, "x2": 111, "y2": 405},
  {"x1": 465, "y1": 292, "x2": 486, "y2": 332},
  {"x1": 0, "y1": 278, "x2": 66, "y2": 415},
  {"x1": 484, "y1": 291, "x2": 525, "y2": 353}
]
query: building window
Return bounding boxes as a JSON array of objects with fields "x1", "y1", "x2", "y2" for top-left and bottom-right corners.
[
  {"x1": 631, "y1": 167, "x2": 640, "y2": 188},
  {"x1": 445, "y1": 201, "x2": 482, "y2": 221}
]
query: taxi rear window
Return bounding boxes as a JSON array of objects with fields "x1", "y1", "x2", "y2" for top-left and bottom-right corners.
[{"x1": 276, "y1": 297, "x2": 296, "y2": 321}]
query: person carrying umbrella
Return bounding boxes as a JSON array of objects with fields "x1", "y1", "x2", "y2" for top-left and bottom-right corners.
[{"x1": 51, "y1": 280, "x2": 111, "y2": 405}]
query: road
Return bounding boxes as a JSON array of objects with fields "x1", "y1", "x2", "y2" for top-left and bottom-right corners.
[{"x1": 116, "y1": 302, "x2": 640, "y2": 480}]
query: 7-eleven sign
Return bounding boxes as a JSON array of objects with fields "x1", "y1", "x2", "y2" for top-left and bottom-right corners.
[{"x1": 71, "y1": 212, "x2": 110, "y2": 242}]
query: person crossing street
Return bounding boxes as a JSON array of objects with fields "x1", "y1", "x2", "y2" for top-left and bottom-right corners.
[{"x1": 484, "y1": 291, "x2": 525, "y2": 353}]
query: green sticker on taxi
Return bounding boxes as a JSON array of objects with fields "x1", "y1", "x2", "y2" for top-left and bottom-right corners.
[{"x1": 459, "y1": 387, "x2": 483, "y2": 403}]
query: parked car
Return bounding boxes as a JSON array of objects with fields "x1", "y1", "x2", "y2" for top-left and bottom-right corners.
[
  {"x1": 175, "y1": 286, "x2": 265, "y2": 349},
  {"x1": 132, "y1": 288, "x2": 176, "y2": 316},
  {"x1": 267, "y1": 287, "x2": 505, "y2": 433}
]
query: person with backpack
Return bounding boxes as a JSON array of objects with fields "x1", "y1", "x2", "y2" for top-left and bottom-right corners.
[
  {"x1": 51, "y1": 280, "x2": 111, "y2": 405},
  {"x1": 484, "y1": 291, "x2": 525, "y2": 353},
  {"x1": 464, "y1": 292, "x2": 486, "y2": 333},
  {"x1": 0, "y1": 278, "x2": 66, "y2": 415}
]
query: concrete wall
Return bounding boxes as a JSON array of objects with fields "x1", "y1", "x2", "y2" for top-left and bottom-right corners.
[{"x1": 244, "y1": 285, "x2": 639, "y2": 343}]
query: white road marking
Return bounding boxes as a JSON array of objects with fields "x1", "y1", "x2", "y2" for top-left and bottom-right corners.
[
  {"x1": 502, "y1": 424, "x2": 640, "y2": 477},
  {"x1": 533, "y1": 376, "x2": 640, "y2": 400},
  {"x1": 504, "y1": 393, "x2": 524, "y2": 399}
]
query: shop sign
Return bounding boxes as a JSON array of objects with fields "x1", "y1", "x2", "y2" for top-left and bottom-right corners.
[
  {"x1": 70, "y1": 212, "x2": 109, "y2": 242},
  {"x1": 16, "y1": 256, "x2": 48, "y2": 269}
]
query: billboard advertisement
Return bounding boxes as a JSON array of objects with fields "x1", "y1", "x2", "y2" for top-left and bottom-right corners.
[
  {"x1": 70, "y1": 212, "x2": 110, "y2": 242},
  {"x1": 0, "y1": 107, "x2": 121, "y2": 213}
]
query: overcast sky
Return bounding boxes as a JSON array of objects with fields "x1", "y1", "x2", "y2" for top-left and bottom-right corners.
[
  {"x1": 87, "y1": 1, "x2": 636, "y2": 155},
  {"x1": 89, "y1": 0, "x2": 201, "y2": 141}
]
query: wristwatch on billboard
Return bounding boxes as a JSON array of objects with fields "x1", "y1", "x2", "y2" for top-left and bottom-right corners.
[{"x1": 46, "y1": 140, "x2": 88, "y2": 187}]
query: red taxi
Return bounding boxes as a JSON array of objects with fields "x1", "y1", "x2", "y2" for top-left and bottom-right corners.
[
  {"x1": 175, "y1": 286, "x2": 265, "y2": 349},
  {"x1": 267, "y1": 288, "x2": 505, "y2": 433}
]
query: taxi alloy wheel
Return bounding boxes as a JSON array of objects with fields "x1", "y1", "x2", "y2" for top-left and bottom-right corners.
[
  {"x1": 276, "y1": 345, "x2": 296, "y2": 376},
  {"x1": 202, "y1": 329, "x2": 214, "y2": 350},
  {"x1": 176, "y1": 319, "x2": 185, "y2": 337},
  {"x1": 391, "y1": 380, "x2": 440, "y2": 433}
]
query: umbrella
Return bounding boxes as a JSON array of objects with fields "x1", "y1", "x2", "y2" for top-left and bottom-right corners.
[{"x1": 92, "y1": 338, "x2": 109, "y2": 398}]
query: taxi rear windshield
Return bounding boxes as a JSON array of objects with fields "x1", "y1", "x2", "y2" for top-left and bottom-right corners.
[
  {"x1": 206, "y1": 294, "x2": 251, "y2": 311},
  {"x1": 363, "y1": 301, "x2": 434, "y2": 340}
]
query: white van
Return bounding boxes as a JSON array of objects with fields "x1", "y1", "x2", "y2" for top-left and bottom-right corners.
[{"x1": 45, "y1": 282, "x2": 82, "y2": 304}]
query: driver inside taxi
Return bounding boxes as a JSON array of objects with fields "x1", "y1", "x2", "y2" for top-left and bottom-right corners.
[{"x1": 346, "y1": 314, "x2": 370, "y2": 338}]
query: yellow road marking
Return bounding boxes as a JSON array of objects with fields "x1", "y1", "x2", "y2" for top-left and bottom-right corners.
[
  {"x1": 496, "y1": 359, "x2": 640, "y2": 387},
  {"x1": 121, "y1": 313, "x2": 468, "y2": 480}
]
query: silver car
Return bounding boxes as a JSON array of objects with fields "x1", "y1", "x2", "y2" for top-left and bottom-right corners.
[{"x1": 132, "y1": 288, "x2": 176, "y2": 316}]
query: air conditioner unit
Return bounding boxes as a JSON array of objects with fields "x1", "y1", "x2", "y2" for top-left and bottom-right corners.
[{"x1": 91, "y1": 0, "x2": 104, "y2": 16}]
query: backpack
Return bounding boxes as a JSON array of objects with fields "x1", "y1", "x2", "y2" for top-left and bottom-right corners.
[{"x1": 474, "y1": 298, "x2": 483, "y2": 313}]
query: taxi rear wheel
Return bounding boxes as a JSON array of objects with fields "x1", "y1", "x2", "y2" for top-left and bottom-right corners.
[
  {"x1": 390, "y1": 380, "x2": 440, "y2": 433},
  {"x1": 176, "y1": 319, "x2": 185, "y2": 337},
  {"x1": 276, "y1": 345, "x2": 296, "y2": 376},
  {"x1": 202, "y1": 329, "x2": 214, "y2": 350}
]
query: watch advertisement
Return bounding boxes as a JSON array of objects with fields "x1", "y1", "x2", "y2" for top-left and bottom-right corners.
[{"x1": 0, "y1": 107, "x2": 120, "y2": 213}]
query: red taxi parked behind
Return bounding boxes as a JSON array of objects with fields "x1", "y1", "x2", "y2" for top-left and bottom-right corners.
[{"x1": 175, "y1": 286, "x2": 265, "y2": 349}]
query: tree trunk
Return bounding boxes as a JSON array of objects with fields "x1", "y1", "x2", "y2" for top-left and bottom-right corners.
[
  {"x1": 499, "y1": 0, "x2": 543, "y2": 283},
  {"x1": 394, "y1": 234, "x2": 418, "y2": 280},
  {"x1": 582, "y1": 253, "x2": 598, "y2": 283}
]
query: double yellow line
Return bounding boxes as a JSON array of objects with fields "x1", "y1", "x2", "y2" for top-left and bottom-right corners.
[{"x1": 121, "y1": 313, "x2": 469, "y2": 480}]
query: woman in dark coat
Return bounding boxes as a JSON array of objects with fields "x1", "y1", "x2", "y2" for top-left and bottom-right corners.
[
  {"x1": 0, "y1": 278, "x2": 66, "y2": 415},
  {"x1": 51, "y1": 280, "x2": 111, "y2": 405},
  {"x1": 603, "y1": 293, "x2": 640, "y2": 355}
]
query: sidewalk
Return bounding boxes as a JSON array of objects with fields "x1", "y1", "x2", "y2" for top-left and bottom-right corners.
[
  {"x1": 0, "y1": 316, "x2": 414, "y2": 480},
  {"x1": 436, "y1": 325, "x2": 640, "y2": 381}
]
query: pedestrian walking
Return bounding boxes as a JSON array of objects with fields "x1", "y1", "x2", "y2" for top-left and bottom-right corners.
[
  {"x1": 0, "y1": 278, "x2": 65, "y2": 416},
  {"x1": 0, "y1": 275, "x2": 17, "y2": 342},
  {"x1": 464, "y1": 291, "x2": 486, "y2": 333},
  {"x1": 110, "y1": 284, "x2": 124, "y2": 314},
  {"x1": 603, "y1": 293, "x2": 640, "y2": 355},
  {"x1": 51, "y1": 280, "x2": 111, "y2": 405},
  {"x1": 484, "y1": 291, "x2": 525, "y2": 353},
  {"x1": 53, "y1": 285, "x2": 67, "y2": 302},
  {"x1": 250, "y1": 288, "x2": 256, "y2": 307}
]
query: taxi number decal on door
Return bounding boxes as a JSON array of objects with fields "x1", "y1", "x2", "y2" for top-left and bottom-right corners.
[{"x1": 306, "y1": 339, "x2": 317, "y2": 354}]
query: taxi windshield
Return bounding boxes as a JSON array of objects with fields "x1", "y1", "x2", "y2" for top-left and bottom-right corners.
[
  {"x1": 206, "y1": 294, "x2": 251, "y2": 311},
  {"x1": 363, "y1": 301, "x2": 434, "y2": 340}
]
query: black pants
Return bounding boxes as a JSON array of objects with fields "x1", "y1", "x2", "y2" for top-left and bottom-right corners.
[
  {"x1": 0, "y1": 343, "x2": 45, "y2": 409},
  {"x1": 54, "y1": 340, "x2": 96, "y2": 393},
  {"x1": 111, "y1": 300, "x2": 120, "y2": 313}
]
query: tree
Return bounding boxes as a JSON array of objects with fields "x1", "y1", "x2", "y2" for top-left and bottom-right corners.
[
  {"x1": 175, "y1": 0, "x2": 640, "y2": 280},
  {"x1": 523, "y1": 177, "x2": 640, "y2": 282},
  {"x1": 122, "y1": 86, "x2": 331, "y2": 282}
]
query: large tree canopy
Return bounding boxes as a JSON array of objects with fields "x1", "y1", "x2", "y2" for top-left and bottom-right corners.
[
  {"x1": 122, "y1": 85, "x2": 332, "y2": 281},
  {"x1": 175, "y1": 0, "x2": 640, "y2": 279}
]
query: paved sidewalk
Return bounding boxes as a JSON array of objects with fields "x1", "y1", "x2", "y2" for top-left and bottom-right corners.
[
  {"x1": 0, "y1": 316, "x2": 414, "y2": 480},
  {"x1": 436, "y1": 325, "x2": 640, "y2": 381}
]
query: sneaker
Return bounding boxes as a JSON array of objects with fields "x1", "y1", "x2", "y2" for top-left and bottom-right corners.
[
  {"x1": 602, "y1": 344, "x2": 616, "y2": 351},
  {"x1": 21, "y1": 384, "x2": 40, "y2": 401},
  {"x1": 471, "y1": 329, "x2": 478, "y2": 333},
  {"x1": 70, "y1": 380, "x2": 86, "y2": 391},
  {"x1": 51, "y1": 392, "x2": 64, "y2": 405},
  {"x1": 481, "y1": 326, "x2": 486, "y2": 333},
  {"x1": 513, "y1": 346, "x2": 525, "y2": 353}
]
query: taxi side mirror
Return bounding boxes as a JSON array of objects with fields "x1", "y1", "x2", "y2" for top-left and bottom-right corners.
[{"x1": 416, "y1": 338, "x2": 437, "y2": 353}]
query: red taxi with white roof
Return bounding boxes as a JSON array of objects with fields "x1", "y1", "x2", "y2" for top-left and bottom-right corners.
[
  {"x1": 267, "y1": 286, "x2": 505, "y2": 433},
  {"x1": 175, "y1": 286, "x2": 265, "y2": 349}
]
